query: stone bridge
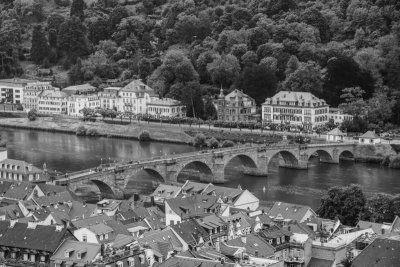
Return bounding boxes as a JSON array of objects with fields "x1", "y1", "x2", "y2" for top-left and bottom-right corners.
[{"x1": 56, "y1": 142, "x2": 356, "y2": 198}]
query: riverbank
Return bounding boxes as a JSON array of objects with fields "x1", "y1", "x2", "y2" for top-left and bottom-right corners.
[{"x1": 0, "y1": 117, "x2": 194, "y2": 144}]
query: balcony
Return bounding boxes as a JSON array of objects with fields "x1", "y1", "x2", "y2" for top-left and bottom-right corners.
[{"x1": 284, "y1": 256, "x2": 305, "y2": 263}]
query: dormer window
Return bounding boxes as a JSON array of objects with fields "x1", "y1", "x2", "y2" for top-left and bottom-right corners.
[{"x1": 77, "y1": 252, "x2": 81, "y2": 259}]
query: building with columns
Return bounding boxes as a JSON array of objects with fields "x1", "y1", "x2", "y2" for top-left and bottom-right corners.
[
  {"x1": 262, "y1": 91, "x2": 329, "y2": 130},
  {"x1": 147, "y1": 98, "x2": 186, "y2": 118},
  {"x1": 214, "y1": 88, "x2": 257, "y2": 122}
]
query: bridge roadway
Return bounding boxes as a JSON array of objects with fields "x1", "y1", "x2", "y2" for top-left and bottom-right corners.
[{"x1": 56, "y1": 142, "x2": 356, "y2": 198}]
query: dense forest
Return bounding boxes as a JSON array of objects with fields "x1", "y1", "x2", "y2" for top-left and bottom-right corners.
[{"x1": 0, "y1": 0, "x2": 400, "y2": 130}]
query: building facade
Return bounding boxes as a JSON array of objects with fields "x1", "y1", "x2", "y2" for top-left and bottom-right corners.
[
  {"x1": 117, "y1": 80, "x2": 157, "y2": 114},
  {"x1": 0, "y1": 159, "x2": 44, "y2": 182},
  {"x1": 214, "y1": 89, "x2": 257, "y2": 122},
  {"x1": 67, "y1": 94, "x2": 101, "y2": 116},
  {"x1": 99, "y1": 87, "x2": 120, "y2": 110},
  {"x1": 0, "y1": 78, "x2": 39, "y2": 104},
  {"x1": 262, "y1": 91, "x2": 329, "y2": 130},
  {"x1": 147, "y1": 98, "x2": 186, "y2": 118},
  {"x1": 37, "y1": 88, "x2": 68, "y2": 115},
  {"x1": 328, "y1": 108, "x2": 353, "y2": 124},
  {"x1": 23, "y1": 82, "x2": 52, "y2": 111}
]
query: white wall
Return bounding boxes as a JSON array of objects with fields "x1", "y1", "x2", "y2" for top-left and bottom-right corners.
[
  {"x1": 73, "y1": 228, "x2": 99, "y2": 244},
  {"x1": 165, "y1": 202, "x2": 181, "y2": 226}
]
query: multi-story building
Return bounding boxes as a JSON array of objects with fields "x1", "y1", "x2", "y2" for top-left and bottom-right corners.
[
  {"x1": 328, "y1": 108, "x2": 353, "y2": 124},
  {"x1": 262, "y1": 91, "x2": 329, "y2": 130},
  {"x1": 0, "y1": 78, "x2": 39, "y2": 104},
  {"x1": 23, "y1": 81, "x2": 52, "y2": 111},
  {"x1": 99, "y1": 87, "x2": 120, "y2": 110},
  {"x1": 67, "y1": 94, "x2": 100, "y2": 116},
  {"x1": 147, "y1": 98, "x2": 186, "y2": 118},
  {"x1": 0, "y1": 158, "x2": 44, "y2": 182},
  {"x1": 117, "y1": 80, "x2": 157, "y2": 114},
  {"x1": 214, "y1": 88, "x2": 257, "y2": 122},
  {"x1": 37, "y1": 88, "x2": 68, "y2": 115}
]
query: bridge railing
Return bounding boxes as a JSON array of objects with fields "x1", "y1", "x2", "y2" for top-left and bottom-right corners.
[{"x1": 58, "y1": 142, "x2": 352, "y2": 183}]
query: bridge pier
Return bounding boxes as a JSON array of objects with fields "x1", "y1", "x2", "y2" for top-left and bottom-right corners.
[{"x1": 211, "y1": 164, "x2": 225, "y2": 183}]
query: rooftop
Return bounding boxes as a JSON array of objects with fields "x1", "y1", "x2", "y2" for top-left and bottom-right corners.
[
  {"x1": 264, "y1": 91, "x2": 327, "y2": 106},
  {"x1": 147, "y1": 98, "x2": 183, "y2": 107},
  {"x1": 267, "y1": 201, "x2": 315, "y2": 222}
]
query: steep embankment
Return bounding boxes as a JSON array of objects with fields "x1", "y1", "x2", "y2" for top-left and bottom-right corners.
[{"x1": 0, "y1": 117, "x2": 193, "y2": 144}]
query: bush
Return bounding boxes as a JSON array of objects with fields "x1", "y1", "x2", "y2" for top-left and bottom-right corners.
[
  {"x1": 207, "y1": 137, "x2": 219, "y2": 149},
  {"x1": 75, "y1": 125, "x2": 87, "y2": 136},
  {"x1": 221, "y1": 140, "x2": 235, "y2": 147},
  {"x1": 139, "y1": 130, "x2": 151, "y2": 141},
  {"x1": 27, "y1": 109, "x2": 37, "y2": 121},
  {"x1": 389, "y1": 155, "x2": 400, "y2": 169},
  {"x1": 193, "y1": 133, "x2": 207, "y2": 147},
  {"x1": 86, "y1": 128, "x2": 99, "y2": 136}
]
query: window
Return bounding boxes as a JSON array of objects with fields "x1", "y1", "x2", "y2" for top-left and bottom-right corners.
[
  {"x1": 117, "y1": 261, "x2": 123, "y2": 267},
  {"x1": 40, "y1": 255, "x2": 46, "y2": 262},
  {"x1": 77, "y1": 252, "x2": 81, "y2": 259},
  {"x1": 83, "y1": 234, "x2": 87, "y2": 242},
  {"x1": 24, "y1": 253, "x2": 29, "y2": 261},
  {"x1": 99, "y1": 234, "x2": 104, "y2": 241},
  {"x1": 30, "y1": 254, "x2": 35, "y2": 262},
  {"x1": 105, "y1": 233, "x2": 109, "y2": 239},
  {"x1": 11, "y1": 252, "x2": 16, "y2": 259}
]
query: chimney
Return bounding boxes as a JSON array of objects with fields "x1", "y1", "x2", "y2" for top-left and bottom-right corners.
[
  {"x1": 288, "y1": 225, "x2": 291, "y2": 232},
  {"x1": 241, "y1": 235, "x2": 247, "y2": 244},
  {"x1": 381, "y1": 228, "x2": 385, "y2": 235}
]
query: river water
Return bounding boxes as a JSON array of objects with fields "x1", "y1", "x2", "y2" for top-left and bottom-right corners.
[{"x1": 1, "y1": 127, "x2": 400, "y2": 209}]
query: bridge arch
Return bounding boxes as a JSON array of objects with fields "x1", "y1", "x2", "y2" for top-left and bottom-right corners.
[
  {"x1": 338, "y1": 149, "x2": 354, "y2": 160},
  {"x1": 224, "y1": 154, "x2": 259, "y2": 179},
  {"x1": 176, "y1": 160, "x2": 214, "y2": 183},
  {"x1": 89, "y1": 179, "x2": 116, "y2": 199},
  {"x1": 267, "y1": 150, "x2": 300, "y2": 169},
  {"x1": 307, "y1": 149, "x2": 334, "y2": 163}
]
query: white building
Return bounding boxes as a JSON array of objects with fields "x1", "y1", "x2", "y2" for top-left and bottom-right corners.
[
  {"x1": 98, "y1": 87, "x2": 120, "y2": 110},
  {"x1": 326, "y1": 128, "x2": 346, "y2": 142},
  {"x1": 67, "y1": 94, "x2": 100, "y2": 116},
  {"x1": 147, "y1": 98, "x2": 186, "y2": 118},
  {"x1": 329, "y1": 108, "x2": 353, "y2": 124},
  {"x1": 0, "y1": 78, "x2": 39, "y2": 105},
  {"x1": 117, "y1": 80, "x2": 157, "y2": 114},
  {"x1": 359, "y1": 131, "x2": 381, "y2": 144},
  {"x1": 37, "y1": 88, "x2": 68, "y2": 115},
  {"x1": 262, "y1": 91, "x2": 329, "y2": 130},
  {"x1": 22, "y1": 82, "x2": 52, "y2": 111}
]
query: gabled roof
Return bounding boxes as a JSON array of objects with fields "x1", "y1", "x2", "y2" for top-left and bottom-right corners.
[
  {"x1": 3, "y1": 181, "x2": 36, "y2": 200},
  {"x1": 264, "y1": 91, "x2": 327, "y2": 106},
  {"x1": 268, "y1": 201, "x2": 315, "y2": 222},
  {"x1": 119, "y1": 80, "x2": 155, "y2": 95},
  {"x1": 307, "y1": 257, "x2": 334, "y2": 267},
  {"x1": 196, "y1": 214, "x2": 226, "y2": 230},
  {"x1": 112, "y1": 234, "x2": 136, "y2": 249},
  {"x1": 171, "y1": 219, "x2": 210, "y2": 246},
  {"x1": 226, "y1": 234, "x2": 275, "y2": 258},
  {"x1": 150, "y1": 184, "x2": 182, "y2": 199},
  {"x1": 166, "y1": 195, "x2": 220, "y2": 220},
  {"x1": 259, "y1": 225, "x2": 292, "y2": 239},
  {"x1": 359, "y1": 130, "x2": 380, "y2": 139},
  {"x1": 224, "y1": 89, "x2": 255, "y2": 102},
  {"x1": 156, "y1": 255, "x2": 236, "y2": 267},
  {"x1": 50, "y1": 240, "x2": 100, "y2": 263},
  {"x1": 0, "y1": 221, "x2": 70, "y2": 252},
  {"x1": 0, "y1": 204, "x2": 24, "y2": 220},
  {"x1": 0, "y1": 180, "x2": 14, "y2": 195},
  {"x1": 71, "y1": 214, "x2": 113, "y2": 228},
  {"x1": 201, "y1": 184, "x2": 243, "y2": 201},
  {"x1": 352, "y1": 233, "x2": 400, "y2": 267},
  {"x1": 327, "y1": 127, "x2": 345, "y2": 136},
  {"x1": 87, "y1": 223, "x2": 113, "y2": 235},
  {"x1": 36, "y1": 184, "x2": 67, "y2": 196},
  {"x1": 181, "y1": 181, "x2": 210, "y2": 195},
  {"x1": 391, "y1": 216, "x2": 400, "y2": 233},
  {"x1": 33, "y1": 191, "x2": 75, "y2": 207},
  {"x1": 104, "y1": 219, "x2": 130, "y2": 236},
  {"x1": 356, "y1": 220, "x2": 392, "y2": 235},
  {"x1": 140, "y1": 227, "x2": 184, "y2": 252}
]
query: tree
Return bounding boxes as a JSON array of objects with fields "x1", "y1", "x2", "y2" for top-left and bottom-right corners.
[
  {"x1": 360, "y1": 193, "x2": 394, "y2": 223},
  {"x1": 138, "y1": 58, "x2": 153, "y2": 81},
  {"x1": 58, "y1": 17, "x2": 89, "y2": 62},
  {"x1": 338, "y1": 87, "x2": 367, "y2": 117},
  {"x1": 70, "y1": 0, "x2": 85, "y2": 21},
  {"x1": 207, "y1": 54, "x2": 241, "y2": 88},
  {"x1": 28, "y1": 109, "x2": 38, "y2": 121},
  {"x1": 109, "y1": 6, "x2": 129, "y2": 31},
  {"x1": 283, "y1": 61, "x2": 323, "y2": 95},
  {"x1": 240, "y1": 63, "x2": 277, "y2": 105},
  {"x1": 203, "y1": 96, "x2": 217, "y2": 120},
  {"x1": 285, "y1": 55, "x2": 299, "y2": 77},
  {"x1": 88, "y1": 16, "x2": 110, "y2": 45},
  {"x1": 30, "y1": 25, "x2": 49, "y2": 65},
  {"x1": 317, "y1": 184, "x2": 366, "y2": 226}
]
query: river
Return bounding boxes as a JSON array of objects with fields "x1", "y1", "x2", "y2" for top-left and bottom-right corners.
[{"x1": 1, "y1": 127, "x2": 400, "y2": 209}]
